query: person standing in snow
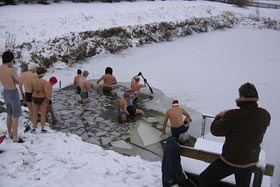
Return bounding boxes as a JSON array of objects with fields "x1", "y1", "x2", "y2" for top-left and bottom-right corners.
[
  {"x1": 46, "y1": 76, "x2": 58, "y2": 125},
  {"x1": 19, "y1": 62, "x2": 38, "y2": 122},
  {"x1": 74, "y1": 69, "x2": 82, "y2": 94},
  {"x1": 79, "y1": 70, "x2": 91, "y2": 104},
  {"x1": 30, "y1": 66, "x2": 49, "y2": 134},
  {"x1": 0, "y1": 51, "x2": 24, "y2": 143},
  {"x1": 96, "y1": 67, "x2": 117, "y2": 94},
  {"x1": 199, "y1": 82, "x2": 271, "y2": 187},
  {"x1": 161, "y1": 100, "x2": 192, "y2": 139}
]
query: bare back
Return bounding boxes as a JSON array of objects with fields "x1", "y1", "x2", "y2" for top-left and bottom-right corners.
[
  {"x1": 20, "y1": 71, "x2": 37, "y2": 93},
  {"x1": 104, "y1": 74, "x2": 117, "y2": 87},
  {"x1": 31, "y1": 77, "x2": 48, "y2": 98},
  {"x1": 74, "y1": 74, "x2": 82, "y2": 86},
  {"x1": 165, "y1": 107, "x2": 189, "y2": 128},
  {"x1": 79, "y1": 77, "x2": 91, "y2": 92},
  {"x1": 0, "y1": 64, "x2": 21, "y2": 90}
]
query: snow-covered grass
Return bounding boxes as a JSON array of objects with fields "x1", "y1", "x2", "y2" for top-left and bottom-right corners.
[{"x1": 0, "y1": 1, "x2": 280, "y2": 186}]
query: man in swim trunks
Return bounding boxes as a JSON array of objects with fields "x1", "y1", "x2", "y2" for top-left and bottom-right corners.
[
  {"x1": 46, "y1": 76, "x2": 58, "y2": 125},
  {"x1": 125, "y1": 89, "x2": 144, "y2": 121},
  {"x1": 19, "y1": 62, "x2": 38, "y2": 122},
  {"x1": 74, "y1": 69, "x2": 82, "y2": 94},
  {"x1": 30, "y1": 66, "x2": 49, "y2": 134},
  {"x1": 96, "y1": 67, "x2": 117, "y2": 94},
  {"x1": 161, "y1": 100, "x2": 192, "y2": 139},
  {"x1": 0, "y1": 51, "x2": 24, "y2": 143},
  {"x1": 118, "y1": 92, "x2": 130, "y2": 122},
  {"x1": 130, "y1": 74, "x2": 147, "y2": 101},
  {"x1": 79, "y1": 70, "x2": 91, "y2": 104}
]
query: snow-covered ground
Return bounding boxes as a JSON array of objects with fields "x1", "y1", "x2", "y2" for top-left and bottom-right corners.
[{"x1": 0, "y1": 1, "x2": 280, "y2": 186}]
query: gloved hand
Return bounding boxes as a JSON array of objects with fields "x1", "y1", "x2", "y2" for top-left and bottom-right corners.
[
  {"x1": 144, "y1": 79, "x2": 147, "y2": 83},
  {"x1": 138, "y1": 72, "x2": 142, "y2": 76}
]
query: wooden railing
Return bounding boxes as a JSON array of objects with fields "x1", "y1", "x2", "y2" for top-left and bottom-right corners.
[{"x1": 162, "y1": 142, "x2": 275, "y2": 187}]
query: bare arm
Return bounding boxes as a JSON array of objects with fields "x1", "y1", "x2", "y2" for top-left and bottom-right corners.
[
  {"x1": 161, "y1": 112, "x2": 169, "y2": 136},
  {"x1": 11, "y1": 69, "x2": 22, "y2": 85},
  {"x1": 183, "y1": 109, "x2": 192, "y2": 123},
  {"x1": 113, "y1": 76, "x2": 117, "y2": 85},
  {"x1": 96, "y1": 75, "x2": 104, "y2": 84}
]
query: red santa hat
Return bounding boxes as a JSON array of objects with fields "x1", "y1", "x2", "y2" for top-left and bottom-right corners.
[
  {"x1": 49, "y1": 76, "x2": 58, "y2": 84},
  {"x1": 172, "y1": 100, "x2": 179, "y2": 106}
]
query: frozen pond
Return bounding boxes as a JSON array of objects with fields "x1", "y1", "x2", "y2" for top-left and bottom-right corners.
[{"x1": 51, "y1": 82, "x2": 201, "y2": 161}]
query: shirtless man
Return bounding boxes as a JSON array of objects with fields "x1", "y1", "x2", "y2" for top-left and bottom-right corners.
[
  {"x1": 19, "y1": 62, "x2": 38, "y2": 122},
  {"x1": 30, "y1": 67, "x2": 49, "y2": 134},
  {"x1": 0, "y1": 51, "x2": 24, "y2": 143},
  {"x1": 73, "y1": 69, "x2": 82, "y2": 94},
  {"x1": 118, "y1": 92, "x2": 130, "y2": 122},
  {"x1": 161, "y1": 100, "x2": 192, "y2": 139},
  {"x1": 46, "y1": 76, "x2": 58, "y2": 124},
  {"x1": 96, "y1": 67, "x2": 117, "y2": 93},
  {"x1": 79, "y1": 70, "x2": 91, "y2": 104},
  {"x1": 130, "y1": 74, "x2": 147, "y2": 101}
]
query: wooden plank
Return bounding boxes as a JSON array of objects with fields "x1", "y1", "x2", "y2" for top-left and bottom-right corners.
[
  {"x1": 162, "y1": 142, "x2": 274, "y2": 177},
  {"x1": 264, "y1": 164, "x2": 274, "y2": 177},
  {"x1": 179, "y1": 146, "x2": 219, "y2": 163}
]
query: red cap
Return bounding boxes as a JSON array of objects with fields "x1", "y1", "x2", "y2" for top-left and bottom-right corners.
[
  {"x1": 49, "y1": 76, "x2": 58, "y2": 83},
  {"x1": 172, "y1": 100, "x2": 179, "y2": 106}
]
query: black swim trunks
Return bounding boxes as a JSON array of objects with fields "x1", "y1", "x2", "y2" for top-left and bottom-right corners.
[
  {"x1": 127, "y1": 105, "x2": 136, "y2": 115},
  {"x1": 171, "y1": 124, "x2": 190, "y2": 139},
  {"x1": 103, "y1": 86, "x2": 112, "y2": 93},
  {"x1": 25, "y1": 92, "x2": 32, "y2": 102},
  {"x1": 32, "y1": 97, "x2": 46, "y2": 106}
]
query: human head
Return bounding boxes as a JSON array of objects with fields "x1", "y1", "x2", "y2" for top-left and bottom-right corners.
[
  {"x1": 134, "y1": 76, "x2": 140, "y2": 82},
  {"x1": 239, "y1": 82, "x2": 258, "y2": 99},
  {"x1": 36, "y1": 66, "x2": 47, "y2": 75},
  {"x1": 49, "y1": 76, "x2": 58, "y2": 84},
  {"x1": 28, "y1": 62, "x2": 38, "y2": 71},
  {"x1": 77, "y1": 69, "x2": 82, "y2": 75},
  {"x1": 2, "y1": 50, "x2": 14, "y2": 64},
  {"x1": 172, "y1": 100, "x2": 179, "y2": 107},
  {"x1": 83, "y1": 70, "x2": 89, "y2": 77},
  {"x1": 105, "y1": 67, "x2": 113, "y2": 75},
  {"x1": 123, "y1": 92, "x2": 131, "y2": 100}
]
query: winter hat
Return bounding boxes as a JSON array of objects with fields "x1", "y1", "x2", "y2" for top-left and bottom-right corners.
[
  {"x1": 83, "y1": 70, "x2": 89, "y2": 77},
  {"x1": 239, "y1": 82, "x2": 259, "y2": 99},
  {"x1": 2, "y1": 51, "x2": 14, "y2": 64},
  {"x1": 49, "y1": 76, "x2": 58, "y2": 83},
  {"x1": 172, "y1": 100, "x2": 179, "y2": 106},
  {"x1": 28, "y1": 62, "x2": 38, "y2": 70}
]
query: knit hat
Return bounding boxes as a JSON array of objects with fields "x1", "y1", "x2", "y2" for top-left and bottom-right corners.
[
  {"x1": 49, "y1": 76, "x2": 58, "y2": 83},
  {"x1": 83, "y1": 70, "x2": 89, "y2": 77},
  {"x1": 2, "y1": 51, "x2": 14, "y2": 64},
  {"x1": 28, "y1": 62, "x2": 38, "y2": 70},
  {"x1": 172, "y1": 100, "x2": 179, "y2": 106},
  {"x1": 239, "y1": 82, "x2": 259, "y2": 99}
]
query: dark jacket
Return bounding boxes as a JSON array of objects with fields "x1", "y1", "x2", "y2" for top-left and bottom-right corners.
[
  {"x1": 211, "y1": 98, "x2": 270, "y2": 166},
  {"x1": 162, "y1": 136, "x2": 188, "y2": 187}
]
